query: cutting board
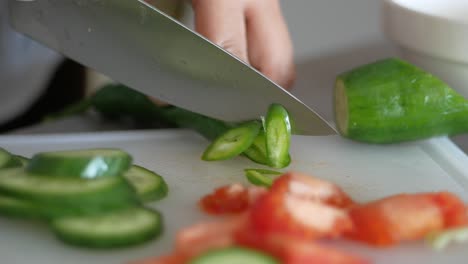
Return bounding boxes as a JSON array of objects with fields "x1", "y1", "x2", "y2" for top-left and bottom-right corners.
[{"x1": 0, "y1": 129, "x2": 467, "y2": 264}]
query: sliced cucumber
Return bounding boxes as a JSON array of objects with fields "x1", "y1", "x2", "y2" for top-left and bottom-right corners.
[
  {"x1": 188, "y1": 247, "x2": 280, "y2": 264},
  {"x1": 26, "y1": 148, "x2": 132, "y2": 179},
  {"x1": 202, "y1": 121, "x2": 261, "y2": 161},
  {"x1": 51, "y1": 207, "x2": 163, "y2": 248},
  {"x1": 334, "y1": 58, "x2": 468, "y2": 143},
  {"x1": 0, "y1": 194, "x2": 45, "y2": 219},
  {"x1": 0, "y1": 168, "x2": 138, "y2": 217},
  {"x1": 123, "y1": 165, "x2": 168, "y2": 202},
  {"x1": 0, "y1": 148, "x2": 22, "y2": 169},
  {"x1": 264, "y1": 104, "x2": 292, "y2": 168}
]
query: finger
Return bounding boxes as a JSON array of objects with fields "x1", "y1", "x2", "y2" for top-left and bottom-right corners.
[
  {"x1": 245, "y1": 0, "x2": 296, "y2": 89},
  {"x1": 192, "y1": 0, "x2": 249, "y2": 63}
]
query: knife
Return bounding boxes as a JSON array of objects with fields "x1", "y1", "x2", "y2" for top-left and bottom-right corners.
[{"x1": 8, "y1": 0, "x2": 335, "y2": 135}]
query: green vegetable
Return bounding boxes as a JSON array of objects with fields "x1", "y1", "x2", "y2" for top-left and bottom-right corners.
[
  {"x1": 0, "y1": 168, "x2": 138, "y2": 218},
  {"x1": 50, "y1": 207, "x2": 163, "y2": 248},
  {"x1": 0, "y1": 148, "x2": 23, "y2": 169},
  {"x1": 244, "y1": 168, "x2": 282, "y2": 187},
  {"x1": 243, "y1": 130, "x2": 269, "y2": 165},
  {"x1": 0, "y1": 194, "x2": 45, "y2": 219},
  {"x1": 202, "y1": 121, "x2": 262, "y2": 161},
  {"x1": 13, "y1": 155, "x2": 29, "y2": 167},
  {"x1": 264, "y1": 104, "x2": 292, "y2": 168},
  {"x1": 426, "y1": 227, "x2": 468, "y2": 251},
  {"x1": 188, "y1": 247, "x2": 280, "y2": 264},
  {"x1": 26, "y1": 148, "x2": 132, "y2": 179},
  {"x1": 334, "y1": 58, "x2": 468, "y2": 144},
  {"x1": 123, "y1": 165, "x2": 168, "y2": 202}
]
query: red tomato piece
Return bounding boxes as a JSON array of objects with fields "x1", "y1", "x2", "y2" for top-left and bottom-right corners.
[
  {"x1": 175, "y1": 214, "x2": 247, "y2": 259},
  {"x1": 346, "y1": 192, "x2": 466, "y2": 247},
  {"x1": 271, "y1": 172, "x2": 354, "y2": 208},
  {"x1": 235, "y1": 228, "x2": 368, "y2": 264},
  {"x1": 199, "y1": 184, "x2": 250, "y2": 215},
  {"x1": 249, "y1": 186, "x2": 353, "y2": 240}
]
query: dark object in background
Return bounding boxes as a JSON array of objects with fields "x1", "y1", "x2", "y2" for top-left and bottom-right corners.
[{"x1": 0, "y1": 59, "x2": 86, "y2": 132}]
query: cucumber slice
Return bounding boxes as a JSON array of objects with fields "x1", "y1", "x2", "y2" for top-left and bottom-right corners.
[
  {"x1": 0, "y1": 194, "x2": 45, "y2": 219},
  {"x1": 334, "y1": 58, "x2": 468, "y2": 143},
  {"x1": 202, "y1": 121, "x2": 261, "y2": 161},
  {"x1": 123, "y1": 165, "x2": 168, "y2": 202},
  {"x1": 0, "y1": 168, "x2": 138, "y2": 217},
  {"x1": 26, "y1": 148, "x2": 132, "y2": 178},
  {"x1": 264, "y1": 104, "x2": 292, "y2": 168},
  {"x1": 188, "y1": 247, "x2": 280, "y2": 264},
  {"x1": 51, "y1": 207, "x2": 163, "y2": 248},
  {"x1": 13, "y1": 155, "x2": 29, "y2": 167},
  {"x1": 0, "y1": 148, "x2": 22, "y2": 169}
]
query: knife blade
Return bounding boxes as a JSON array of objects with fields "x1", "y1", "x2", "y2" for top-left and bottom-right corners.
[{"x1": 8, "y1": 0, "x2": 335, "y2": 135}]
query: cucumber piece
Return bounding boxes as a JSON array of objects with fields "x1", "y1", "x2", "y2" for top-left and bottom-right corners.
[
  {"x1": 243, "y1": 130, "x2": 269, "y2": 165},
  {"x1": 189, "y1": 247, "x2": 280, "y2": 264},
  {"x1": 0, "y1": 168, "x2": 138, "y2": 217},
  {"x1": 123, "y1": 165, "x2": 168, "y2": 202},
  {"x1": 426, "y1": 226, "x2": 468, "y2": 251},
  {"x1": 13, "y1": 155, "x2": 29, "y2": 167},
  {"x1": 51, "y1": 207, "x2": 163, "y2": 248},
  {"x1": 26, "y1": 148, "x2": 132, "y2": 179},
  {"x1": 0, "y1": 194, "x2": 45, "y2": 219},
  {"x1": 0, "y1": 148, "x2": 22, "y2": 169},
  {"x1": 245, "y1": 170, "x2": 273, "y2": 187},
  {"x1": 264, "y1": 104, "x2": 292, "y2": 168},
  {"x1": 334, "y1": 58, "x2": 468, "y2": 144},
  {"x1": 202, "y1": 121, "x2": 261, "y2": 161}
]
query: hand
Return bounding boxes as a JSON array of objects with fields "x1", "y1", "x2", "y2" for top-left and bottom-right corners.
[{"x1": 191, "y1": 0, "x2": 296, "y2": 89}]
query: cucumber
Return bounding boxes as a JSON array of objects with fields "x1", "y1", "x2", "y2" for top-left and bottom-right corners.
[
  {"x1": 188, "y1": 247, "x2": 280, "y2": 264},
  {"x1": 0, "y1": 194, "x2": 45, "y2": 219},
  {"x1": 123, "y1": 165, "x2": 168, "y2": 202},
  {"x1": 202, "y1": 121, "x2": 261, "y2": 161},
  {"x1": 334, "y1": 58, "x2": 468, "y2": 144},
  {"x1": 0, "y1": 148, "x2": 22, "y2": 169},
  {"x1": 0, "y1": 168, "x2": 138, "y2": 217},
  {"x1": 50, "y1": 207, "x2": 163, "y2": 248},
  {"x1": 26, "y1": 148, "x2": 132, "y2": 178},
  {"x1": 264, "y1": 104, "x2": 292, "y2": 168}
]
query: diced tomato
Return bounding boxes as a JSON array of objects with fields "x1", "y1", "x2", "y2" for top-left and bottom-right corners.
[
  {"x1": 199, "y1": 184, "x2": 268, "y2": 215},
  {"x1": 271, "y1": 172, "x2": 354, "y2": 208},
  {"x1": 128, "y1": 254, "x2": 185, "y2": 264},
  {"x1": 431, "y1": 191, "x2": 468, "y2": 227},
  {"x1": 249, "y1": 186, "x2": 353, "y2": 240},
  {"x1": 175, "y1": 214, "x2": 247, "y2": 259},
  {"x1": 346, "y1": 192, "x2": 466, "y2": 247},
  {"x1": 235, "y1": 227, "x2": 368, "y2": 264}
]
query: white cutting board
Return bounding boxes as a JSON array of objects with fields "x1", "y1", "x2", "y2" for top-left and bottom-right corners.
[{"x1": 0, "y1": 129, "x2": 467, "y2": 264}]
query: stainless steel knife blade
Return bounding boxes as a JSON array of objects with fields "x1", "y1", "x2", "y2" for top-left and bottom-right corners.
[{"x1": 8, "y1": 0, "x2": 336, "y2": 135}]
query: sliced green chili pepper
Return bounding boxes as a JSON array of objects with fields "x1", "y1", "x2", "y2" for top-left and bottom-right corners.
[
  {"x1": 244, "y1": 168, "x2": 282, "y2": 187},
  {"x1": 264, "y1": 104, "x2": 292, "y2": 168},
  {"x1": 202, "y1": 121, "x2": 262, "y2": 161},
  {"x1": 242, "y1": 130, "x2": 269, "y2": 165}
]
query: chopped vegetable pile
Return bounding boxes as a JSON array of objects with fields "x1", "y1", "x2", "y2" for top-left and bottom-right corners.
[{"x1": 134, "y1": 171, "x2": 468, "y2": 264}]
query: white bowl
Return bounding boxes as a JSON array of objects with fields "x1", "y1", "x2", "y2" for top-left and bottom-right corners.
[{"x1": 382, "y1": 0, "x2": 468, "y2": 99}]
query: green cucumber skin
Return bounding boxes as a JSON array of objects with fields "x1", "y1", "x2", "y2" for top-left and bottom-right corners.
[
  {"x1": 50, "y1": 208, "x2": 163, "y2": 249},
  {"x1": 0, "y1": 168, "x2": 139, "y2": 218},
  {"x1": 26, "y1": 149, "x2": 132, "y2": 179},
  {"x1": 189, "y1": 247, "x2": 280, "y2": 264},
  {"x1": 264, "y1": 104, "x2": 292, "y2": 169},
  {"x1": 336, "y1": 58, "x2": 468, "y2": 144},
  {"x1": 124, "y1": 165, "x2": 169, "y2": 203},
  {"x1": 0, "y1": 194, "x2": 46, "y2": 219},
  {"x1": 243, "y1": 131, "x2": 270, "y2": 165}
]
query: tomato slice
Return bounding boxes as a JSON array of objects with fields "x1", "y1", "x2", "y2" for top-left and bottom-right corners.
[
  {"x1": 235, "y1": 228, "x2": 368, "y2": 264},
  {"x1": 199, "y1": 184, "x2": 268, "y2": 215},
  {"x1": 270, "y1": 172, "x2": 354, "y2": 208},
  {"x1": 249, "y1": 184, "x2": 353, "y2": 240},
  {"x1": 346, "y1": 192, "x2": 467, "y2": 247},
  {"x1": 175, "y1": 215, "x2": 247, "y2": 259}
]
